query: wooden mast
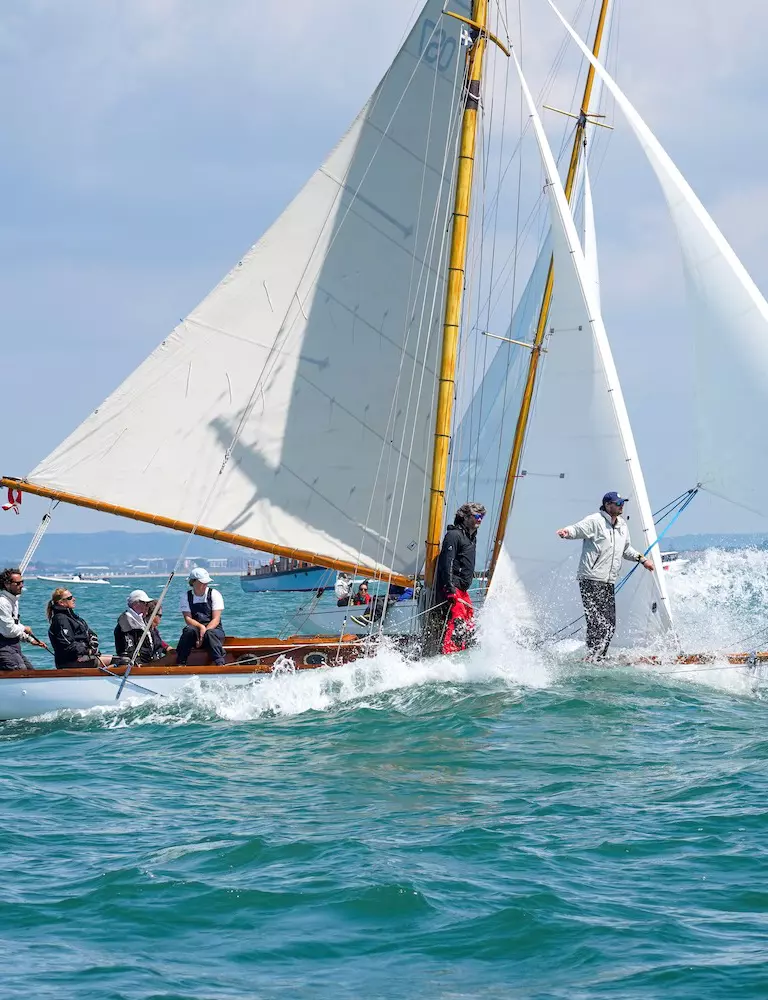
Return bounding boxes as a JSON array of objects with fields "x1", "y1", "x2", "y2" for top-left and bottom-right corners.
[
  {"x1": 486, "y1": 0, "x2": 612, "y2": 584},
  {"x1": 424, "y1": 0, "x2": 492, "y2": 586}
]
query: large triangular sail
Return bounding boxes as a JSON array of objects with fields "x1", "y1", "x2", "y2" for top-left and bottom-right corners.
[
  {"x1": 551, "y1": 0, "x2": 768, "y2": 521},
  {"x1": 18, "y1": 1, "x2": 468, "y2": 579},
  {"x1": 493, "y1": 51, "x2": 672, "y2": 646}
]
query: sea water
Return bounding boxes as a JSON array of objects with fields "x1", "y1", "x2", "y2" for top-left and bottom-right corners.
[{"x1": 2, "y1": 557, "x2": 768, "y2": 998}]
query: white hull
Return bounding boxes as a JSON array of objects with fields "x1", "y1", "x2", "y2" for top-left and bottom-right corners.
[
  {"x1": 0, "y1": 670, "x2": 261, "y2": 720},
  {"x1": 37, "y1": 576, "x2": 110, "y2": 585}
]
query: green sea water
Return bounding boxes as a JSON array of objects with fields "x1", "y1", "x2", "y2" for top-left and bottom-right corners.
[{"x1": 3, "y1": 569, "x2": 768, "y2": 998}]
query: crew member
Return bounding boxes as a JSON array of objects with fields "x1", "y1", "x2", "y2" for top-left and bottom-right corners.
[
  {"x1": 435, "y1": 502, "x2": 486, "y2": 654},
  {"x1": 114, "y1": 589, "x2": 156, "y2": 663},
  {"x1": 47, "y1": 589, "x2": 115, "y2": 668},
  {"x1": 557, "y1": 491, "x2": 654, "y2": 661},
  {"x1": 145, "y1": 600, "x2": 170, "y2": 660},
  {"x1": 335, "y1": 572, "x2": 352, "y2": 607},
  {"x1": 176, "y1": 568, "x2": 226, "y2": 667},
  {"x1": 0, "y1": 568, "x2": 46, "y2": 670}
]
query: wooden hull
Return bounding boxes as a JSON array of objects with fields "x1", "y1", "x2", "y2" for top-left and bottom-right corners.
[
  {"x1": 637, "y1": 651, "x2": 768, "y2": 666},
  {"x1": 0, "y1": 635, "x2": 370, "y2": 720}
]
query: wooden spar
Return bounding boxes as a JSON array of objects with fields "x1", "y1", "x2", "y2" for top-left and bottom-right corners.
[
  {"x1": 424, "y1": 0, "x2": 492, "y2": 586},
  {"x1": 0, "y1": 477, "x2": 412, "y2": 588},
  {"x1": 486, "y1": 0, "x2": 613, "y2": 584}
]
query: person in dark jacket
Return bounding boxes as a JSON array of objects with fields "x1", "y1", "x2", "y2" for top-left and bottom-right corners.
[
  {"x1": 114, "y1": 589, "x2": 152, "y2": 662},
  {"x1": 47, "y1": 588, "x2": 116, "y2": 669},
  {"x1": 435, "y1": 502, "x2": 486, "y2": 654},
  {"x1": 145, "y1": 600, "x2": 170, "y2": 661}
]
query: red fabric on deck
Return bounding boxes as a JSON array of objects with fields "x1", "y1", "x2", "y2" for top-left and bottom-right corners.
[{"x1": 441, "y1": 589, "x2": 475, "y2": 654}]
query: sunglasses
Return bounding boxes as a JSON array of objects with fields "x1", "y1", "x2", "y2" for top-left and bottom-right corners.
[
  {"x1": 61, "y1": 595, "x2": 75, "y2": 601},
  {"x1": 474, "y1": 514, "x2": 485, "y2": 522},
  {"x1": 9, "y1": 579, "x2": 24, "y2": 587}
]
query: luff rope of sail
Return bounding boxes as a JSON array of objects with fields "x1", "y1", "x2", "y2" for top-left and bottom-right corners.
[{"x1": 0, "y1": 479, "x2": 412, "y2": 589}]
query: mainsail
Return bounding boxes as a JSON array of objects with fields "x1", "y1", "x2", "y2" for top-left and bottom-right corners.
[
  {"x1": 552, "y1": 0, "x2": 768, "y2": 522},
  {"x1": 19, "y1": 1, "x2": 467, "y2": 579},
  {"x1": 493, "y1": 51, "x2": 671, "y2": 646}
]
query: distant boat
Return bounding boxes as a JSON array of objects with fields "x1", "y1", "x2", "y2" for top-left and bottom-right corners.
[
  {"x1": 37, "y1": 574, "x2": 110, "y2": 585},
  {"x1": 240, "y1": 560, "x2": 330, "y2": 594},
  {"x1": 660, "y1": 552, "x2": 689, "y2": 574}
]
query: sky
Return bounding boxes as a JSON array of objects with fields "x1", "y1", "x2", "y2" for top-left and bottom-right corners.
[{"x1": 2, "y1": 0, "x2": 768, "y2": 539}]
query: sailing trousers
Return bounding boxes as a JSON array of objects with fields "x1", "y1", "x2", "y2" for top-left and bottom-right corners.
[
  {"x1": 0, "y1": 643, "x2": 33, "y2": 671},
  {"x1": 579, "y1": 579, "x2": 616, "y2": 660},
  {"x1": 176, "y1": 625, "x2": 226, "y2": 666}
]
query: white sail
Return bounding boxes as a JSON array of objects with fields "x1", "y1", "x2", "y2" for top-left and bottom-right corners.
[
  {"x1": 582, "y1": 162, "x2": 601, "y2": 310},
  {"x1": 495, "y1": 51, "x2": 672, "y2": 648},
  {"x1": 23, "y1": 1, "x2": 467, "y2": 577},
  {"x1": 551, "y1": 0, "x2": 768, "y2": 520},
  {"x1": 447, "y1": 235, "x2": 552, "y2": 544}
]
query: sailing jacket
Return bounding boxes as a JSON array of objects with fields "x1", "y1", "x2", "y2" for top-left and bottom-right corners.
[
  {"x1": 436, "y1": 523, "x2": 477, "y2": 596},
  {"x1": 48, "y1": 606, "x2": 99, "y2": 667},
  {"x1": 114, "y1": 611, "x2": 166, "y2": 664},
  {"x1": 562, "y1": 510, "x2": 644, "y2": 584},
  {"x1": 0, "y1": 590, "x2": 28, "y2": 648}
]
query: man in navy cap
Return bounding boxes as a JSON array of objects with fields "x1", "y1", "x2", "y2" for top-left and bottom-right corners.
[{"x1": 557, "y1": 492, "x2": 654, "y2": 660}]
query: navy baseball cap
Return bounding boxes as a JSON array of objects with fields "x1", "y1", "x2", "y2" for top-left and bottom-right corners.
[{"x1": 603, "y1": 491, "x2": 629, "y2": 506}]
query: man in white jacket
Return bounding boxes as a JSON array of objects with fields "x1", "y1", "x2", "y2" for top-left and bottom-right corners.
[
  {"x1": 557, "y1": 492, "x2": 654, "y2": 660},
  {"x1": 0, "y1": 568, "x2": 46, "y2": 670}
]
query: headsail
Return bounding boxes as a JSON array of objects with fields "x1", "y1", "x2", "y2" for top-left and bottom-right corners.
[
  {"x1": 20, "y1": 1, "x2": 467, "y2": 578},
  {"x1": 494, "y1": 51, "x2": 672, "y2": 647},
  {"x1": 551, "y1": 0, "x2": 768, "y2": 521},
  {"x1": 447, "y1": 235, "x2": 552, "y2": 544}
]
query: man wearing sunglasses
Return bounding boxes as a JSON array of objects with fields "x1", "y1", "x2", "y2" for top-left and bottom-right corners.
[
  {"x1": 0, "y1": 567, "x2": 47, "y2": 670},
  {"x1": 557, "y1": 491, "x2": 654, "y2": 661},
  {"x1": 435, "y1": 502, "x2": 487, "y2": 654}
]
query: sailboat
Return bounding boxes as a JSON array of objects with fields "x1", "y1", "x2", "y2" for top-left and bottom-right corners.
[{"x1": 1, "y1": 0, "x2": 764, "y2": 719}]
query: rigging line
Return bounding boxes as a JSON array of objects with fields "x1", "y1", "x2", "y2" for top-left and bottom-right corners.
[
  {"x1": 470, "y1": 0, "x2": 512, "y2": 503},
  {"x1": 238, "y1": 15, "x2": 453, "y2": 445},
  {"x1": 547, "y1": 488, "x2": 700, "y2": 641},
  {"x1": 352, "y1": 34, "x2": 462, "y2": 585},
  {"x1": 372, "y1": 57, "x2": 467, "y2": 584},
  {"x1": 381, "y1": 81, "x2": 468, "y2": 593},
  {"x1": 19, "y1": 499, "x2": 59, "y2": 575},
  {"x1": 469, "y1": 0, "x2": 588, "y2": 251},
  {"x1": 462, "y1": 62, "x2": 491, "y2": 501},
  {"x1": 363, "y1": 42, "x2": 467, "y2": 585},
  {"x1": 478, "y1": 0, "x2": 524, "y2": 562}
]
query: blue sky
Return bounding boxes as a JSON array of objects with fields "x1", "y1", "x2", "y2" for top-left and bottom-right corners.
[{"x1": 2, "y1": 0, "x2": 768, "y2": 538}]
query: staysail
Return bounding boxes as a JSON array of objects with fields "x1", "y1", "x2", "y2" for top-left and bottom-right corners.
[
  {"x1": 493, "y1": 51, "x2": 671, "y2": 647},
  {"x1": 551, "y1": 0, "x2": 768, "y2": 522},
  {"x1": 18, "y1": 1, "x2": 467, "y2": 578},
  {"x1": 447, "y1": 235, "x2": 552, "y2": 542}
]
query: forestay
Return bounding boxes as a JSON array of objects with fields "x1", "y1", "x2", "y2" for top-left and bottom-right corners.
[
  {"x1": 552, "y1": 0, "x2": 768, "y2": 521},
  {"x1": 447, "y1": 236, "x2": 552, "y2": 549},
  {"x1": 492, "y1": 51, "x2": 671, "y2": 648},
  {"x1": 25, "y1": 0, "x2": 467, "y2": 578}
]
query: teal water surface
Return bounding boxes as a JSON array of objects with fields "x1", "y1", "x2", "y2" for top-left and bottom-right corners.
[{"x1": 2, "y1": 576, "x2": 768, "y2": 998}]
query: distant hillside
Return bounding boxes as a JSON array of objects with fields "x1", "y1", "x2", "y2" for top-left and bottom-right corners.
[{"x1": 0, "y1": 530, "x2": 262, "y2": 566}]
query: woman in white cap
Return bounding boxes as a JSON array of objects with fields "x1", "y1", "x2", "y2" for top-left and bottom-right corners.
[
  {"x1": 176, "y1": 568, "x2": 226, "y2": 666},
  {"x1": 114, "y1": 589, "x2": 156, "y2": 663}
]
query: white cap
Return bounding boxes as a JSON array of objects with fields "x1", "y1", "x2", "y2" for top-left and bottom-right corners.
[
  {"x1": 127, "y1": 589, "x2": 151, "y2": 605},
  {"x1": 188, "y1": 567, "x2": 212, "y2": 584}
]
